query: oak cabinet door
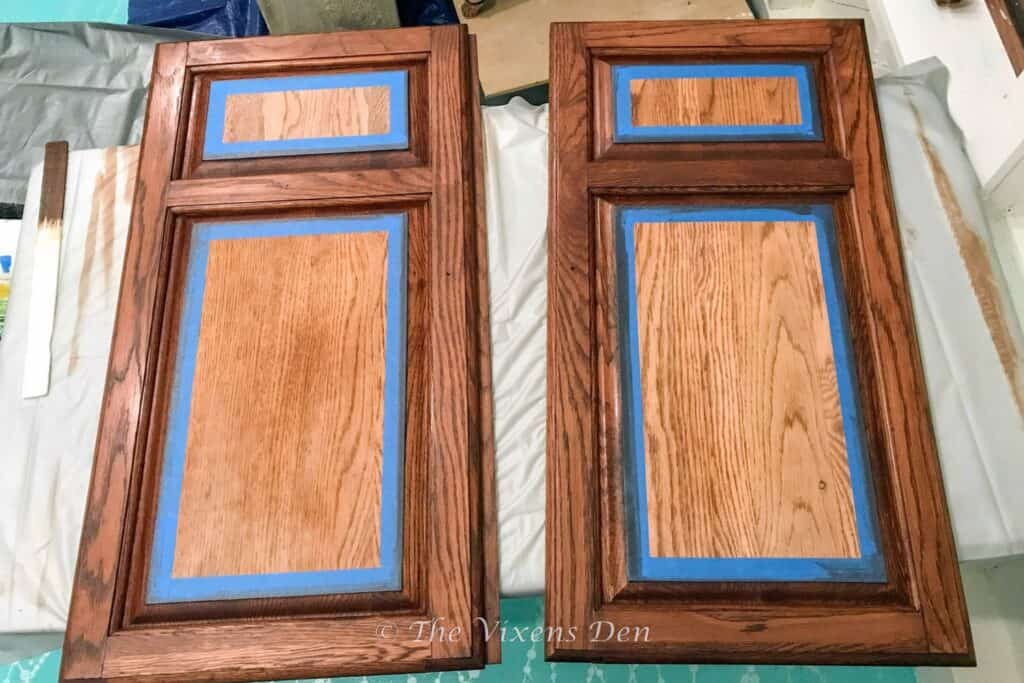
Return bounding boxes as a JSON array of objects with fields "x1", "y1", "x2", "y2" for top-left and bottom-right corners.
[
  {"x1": 546, "y1": 20, "x2": 973, "y2": 666},
  {"x1": 61, "y1": 26, "x2": 498, "y2": 683}
]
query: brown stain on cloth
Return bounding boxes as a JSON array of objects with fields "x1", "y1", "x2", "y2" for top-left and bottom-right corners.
[
  {"x1": 910, "y1": 101, "x2": 1024, "y2": 418},
  {"x1": 68, "y1": 147, "x2": 119, "y2": 375}
]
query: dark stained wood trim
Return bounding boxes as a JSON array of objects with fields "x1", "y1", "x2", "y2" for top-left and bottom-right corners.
[
  {"x1": 545, "y1": 21, "x2": 597, "y2": 661},
  {"x1": 582, "y1": 20, "x2": 836, "y2": 49},
  {"x1": 986, "y1": 0, "x2": 1024, "y2": 75},
  {"x1": 179, "y1": 58, "x2": 431, "y2": 180},
  {"x1": 185, "y1": 26, "x2": 433, "y2": 65},
  {"x1": 469, "y1": 33, "x2": 503, "y2": 665},
  {"x1": 828, "y1": 20, "x2": 972, "y2": 658},
  {"x1": 546, "y1": 19, "x2": 974, "y2": 667},
  {"x1": 39, "y1": 141, "x2": 70, "y2": 225},
  {"x1": 588, "y1": 158, "x2": 853, "y2": 191},
  {"x1": 61, "y1": 26, "x2": 497, "y2": 682},
  {"x1": 61, "y1": 41, "x2": 191, "y2": 683},
  {"x1": 101, "y1": 619, "x2": 432, "y2": 682},
  {"x1": 427, "y1": 24, "x2": 483, "y2": 664},
  {"x1": 590, "y1": 51, "x2": 845, "y2": 162},
  {"x1": 165, "y1": 167, "x2": 433, "y2": 206}
]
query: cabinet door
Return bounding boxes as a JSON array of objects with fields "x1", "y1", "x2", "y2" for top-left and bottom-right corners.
[
  {"x1": 61, "y1": 26, "x2": 498, "y2": 683},
  {"x1": 546, "y1": 20, "x2": 972, "y2": 666}
]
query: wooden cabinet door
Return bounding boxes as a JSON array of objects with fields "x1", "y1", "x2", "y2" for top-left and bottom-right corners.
[
  {"x1": 61, "y1": 25, "x2": 498, "y2": 683},
  {"x1": 546, "y1": 20, "x2": 973, "y2": 666}
]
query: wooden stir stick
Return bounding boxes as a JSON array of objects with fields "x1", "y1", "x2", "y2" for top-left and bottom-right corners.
[{"x1": 22, "y1": 141, "x2": 69, "y2": 399}]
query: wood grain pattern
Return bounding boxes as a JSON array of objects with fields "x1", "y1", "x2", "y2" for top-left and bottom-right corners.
[
  {"x1": 39, "y1": 141, "x2": 70, "y2": 224},
  {"x1": 222, "y1": 86, "x2": 390, "y2": 143},
  {"x1": 632, "y1": 220, "x2": 858, "y2": 559},
  {"x1": 828, "y1": 20, "x2": 971, "y2": 658},
  {"x1": 985, "y1": 0, "x2": 1024, "y2": 75},
  {"x1": 101, "y1": 619, "x2": 431, "y2": 682},
  {"x1": 22, "y1": 140, "x2": 71, "y2": 399},
  {"x1": 591, "y1": 55, "x2": 841, "y2": 162},
  {"x1": 546, "y1": 19, "x2": 972, "y2": 666},
  {"x1": 583, "y1": 20, "x2": 836, "y2": 48},
  {"x1": 630, "y1": 76, "x2": 801, "y2": 127},
  {"x1": 173, "y1": 231, "x2": 387, "y2": 578},
  {"x1": 60, "y1": 43, "x2": 189, "y2": 683},
  {"x1": 186, "y1": 27, "x2": 433, "y2": 66},
  {"x1": 469, "y1": 33, "x2": 503, "y2": 666},
  {"x1": 62, "y1": 25, "x2": 497, "y2": 682},
  {"x1": 166, "y1": 167, "x2": 432, "y2": 206},
  {"x1": 427, "y1": 25, "x2": 480, "y2": 663},
  {"x1": 545, "y1": 22, "x2": 597, "y2": 661},
  {"x1": 588, "y1": 158, "x2": 853, "y2": 190},
  {"x1": 181, "y1": 59, "x2": 430, "y2": 180}
]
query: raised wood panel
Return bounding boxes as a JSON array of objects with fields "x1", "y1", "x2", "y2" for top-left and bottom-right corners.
[
  {"x1": 171, "y1": 226, "x2": 390, "y2": 581},
  {"x1": 183, "y1": 61, "x2": 428, "y2": 179},
  {"x1": 223, "y1": 85, "x2": 391, "y2": 142},
  {"x1": 61, "y1": 25, "x2": 497, "y2": 683},
  {"x1": 547, "y1": 20, "x2": 972, "y2": 666},
  {"x1": 612, "y1": 63, "x2": 821, "y2": 142},
  {"x1": 631, "y1": 218, "x2": 858, "y2": 561},
  {"x1": 630, "y1": 77, "x2": 801, "y2": 127},
  {"x1": 204, "y1": 70, "x2": 408, "y2": 160}
]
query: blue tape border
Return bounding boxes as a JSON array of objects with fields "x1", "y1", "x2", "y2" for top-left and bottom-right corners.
[
  {"x1": 148, "y1": 214, "x2": 407, "y2": 603},
  {"x1": 203, "y1": 70, "x2": 409, "y2": 160},
  {"x1": 612, "y1": 63, "x2": 822, "y2": 143},
  {"x1": 617, "y1": 205, "x2": 885, "y2": 583}
]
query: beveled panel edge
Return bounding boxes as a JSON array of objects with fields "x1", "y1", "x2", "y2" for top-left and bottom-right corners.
[
  {"x1": 613, "y1": 204, "x2": 882, "y2": 584},
  {"x1": 147, "y1": 214, "x2": 407, "y2": 604},
  {"x1": 611, "y1": 63, "x2": 822, "y2": 143},
  {"x1": 203, "y1": 70, "x2": 409, "y2": 160}
]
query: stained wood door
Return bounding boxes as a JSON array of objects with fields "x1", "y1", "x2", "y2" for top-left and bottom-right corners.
[
  {"x1": 546, "y1": 20, "x2": 973, "y2": 666},
  {"x1": 61, "y1": 26, "x2": 499, "y2": 683}
]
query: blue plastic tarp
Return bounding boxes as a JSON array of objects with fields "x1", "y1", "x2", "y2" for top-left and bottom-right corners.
[
  {"x1": 128, "y1": 0, "x2": 267, "y2": 37},
  {"x1": 397, "y1": 0, "x2": 457, "y2": 26}
]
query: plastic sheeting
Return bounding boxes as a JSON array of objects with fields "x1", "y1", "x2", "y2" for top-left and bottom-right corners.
[
  {"x1": 876, "y1": 59, "x2": 1024, "y2": 560},
  {"x1": 0, "y1": 22, "x2": 204, "y2": 206},
  {"x1": 128, "y1": 0, "x2": 267, "y2": 37},
  {"x1": 483, "y1": 99, "x2": 549, "y2": 596}
]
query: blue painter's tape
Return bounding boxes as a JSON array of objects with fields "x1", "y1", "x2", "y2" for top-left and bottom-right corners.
[
  {"x1": 612, "y1": 63, "x2": 822, "y2": 143},
  {"x1": 203, "y1": 70, "x2": 409, "y2": 160},
  {"x1": 148, "y1": 214, "x2": 407, "y2": 604},
  {"x1": 618, "y1": 206, "x2": 885, "y2": 583}
]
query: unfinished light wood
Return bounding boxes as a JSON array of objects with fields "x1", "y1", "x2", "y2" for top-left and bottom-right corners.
[
  {"x1": 456, "y1": 0, "x2": 752, "y2": 96},
  {"x1": 222, "y1": 86, "x2": 391, "y2": 143},
  {"x1": 61, "y1": 25, "x2": 498, "y2": 683},
  {"x1": 630, "y1": 77, "x2": 801, "y2": 128},
  {"x1": 174, "y1": 231, "x2": 387, "y2": 578},
  {"x1": 633, "y1": 220, "x2": 858, "y2": 559},
  {"x1": 547, "y1": 19, "x2": 972, "y2": 666}
]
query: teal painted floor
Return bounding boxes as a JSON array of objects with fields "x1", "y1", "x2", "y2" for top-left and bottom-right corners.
[
  {"x1": 1, "y1": 1, "x2": 126, "y2": 24},
  {"x1": 1, "y1": 598, "x2": 917, "y2": 683},
  {"x1": 0, "y1": 5, "x2": 919, "y2": 683}
]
